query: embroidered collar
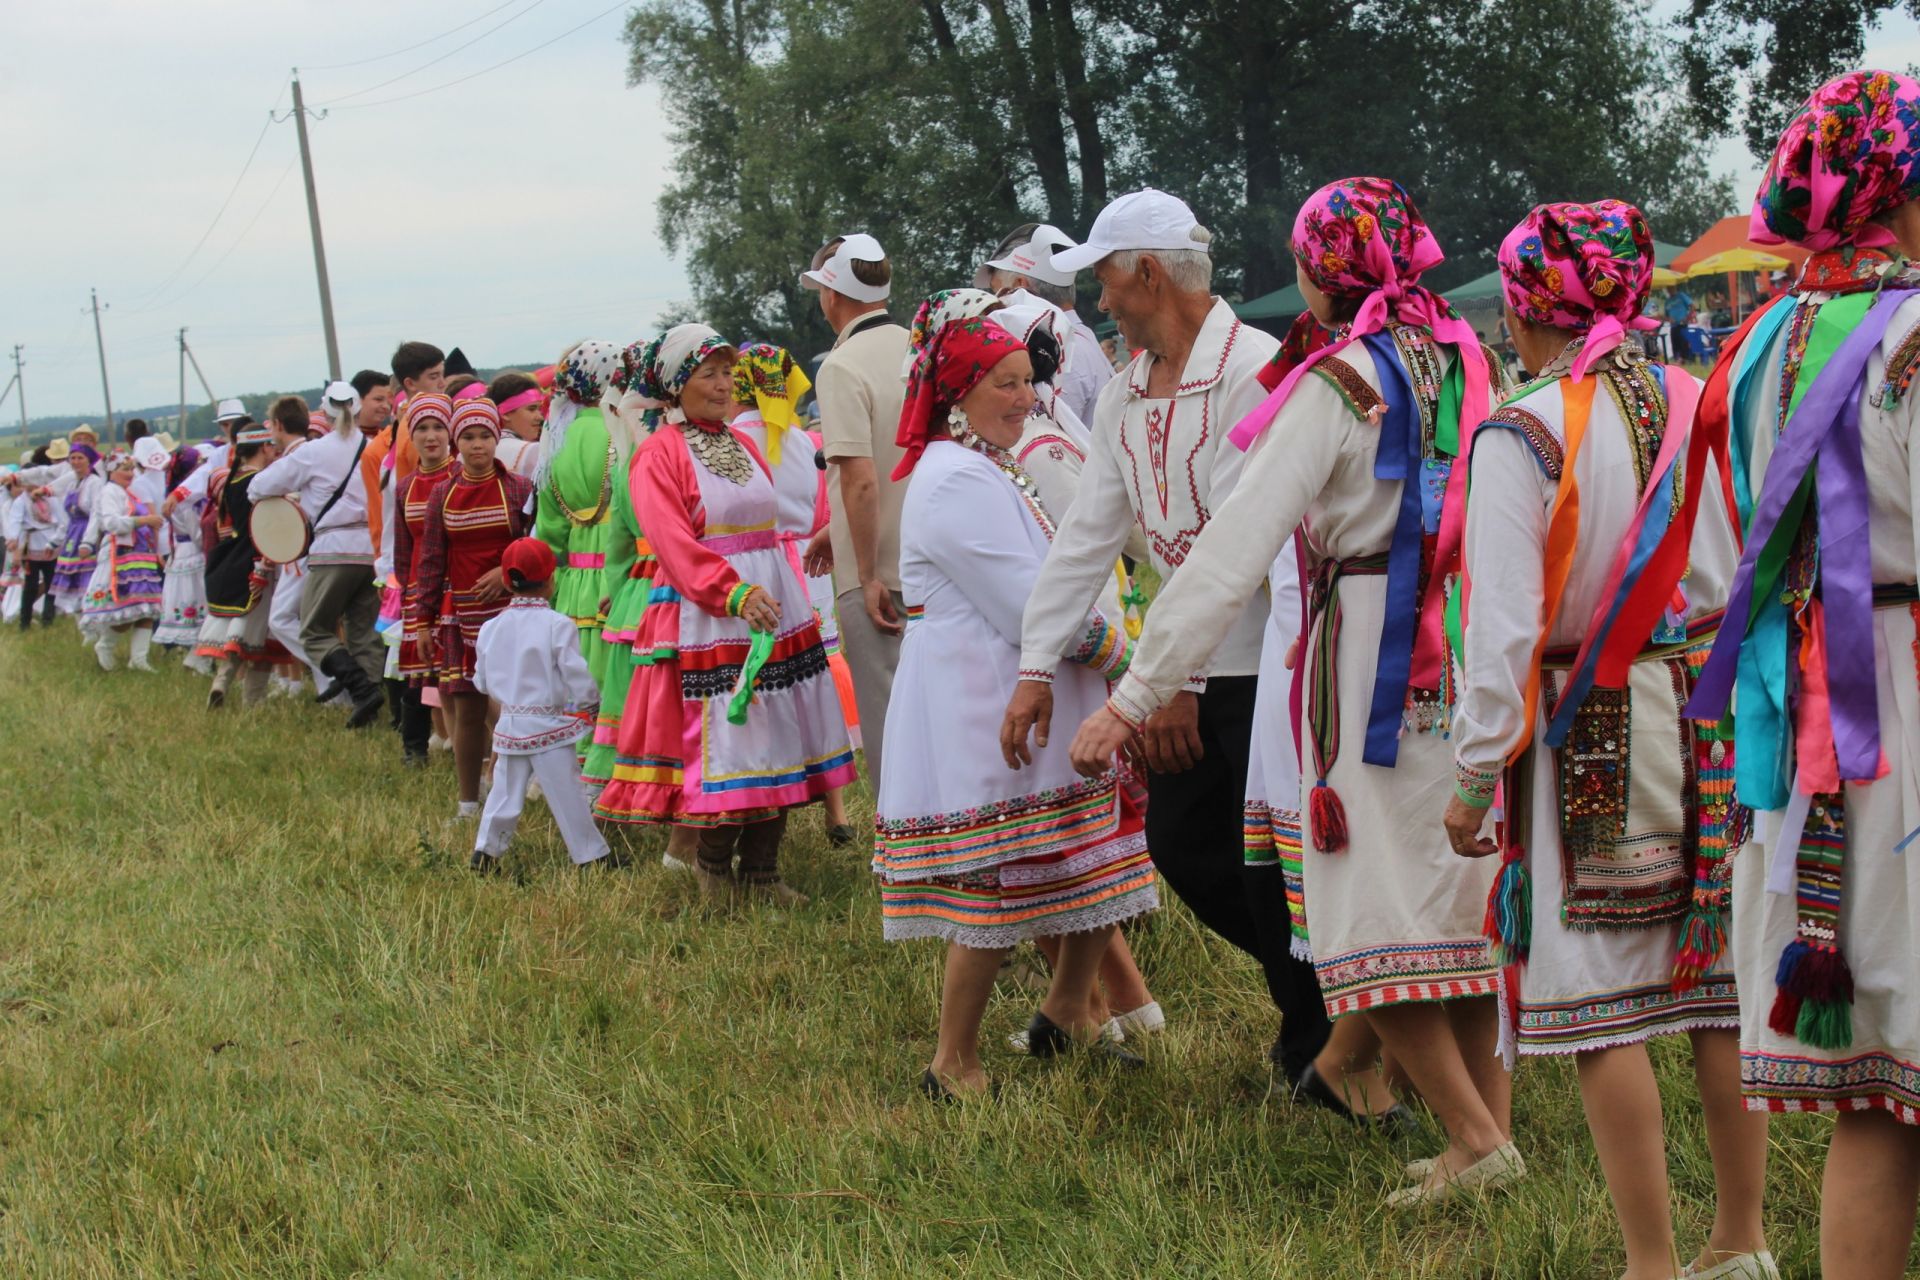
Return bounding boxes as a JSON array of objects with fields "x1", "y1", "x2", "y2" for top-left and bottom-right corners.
[
  {"x1": 1791, "y1": 245, "x2": 1910, "y2": 295},
  {"x1": 506, "y1": 595, "x2": 549, "y2": 610},
  {"x1": 1125, "y1": 297, "x2": 1242, "y2": 400}
]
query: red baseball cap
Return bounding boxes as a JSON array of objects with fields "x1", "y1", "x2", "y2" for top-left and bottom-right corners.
[{"x1": 500, "y1": 537, "x2": 556, "y2": 588}]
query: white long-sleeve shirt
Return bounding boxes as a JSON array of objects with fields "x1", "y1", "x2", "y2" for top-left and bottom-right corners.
[
  {"x1": 249, "y1": 430, "x2": 375, "y2": 565},
  {"x1": 1018, "y1": 297, "x2": 1276, "y2": 686},
  {"x1": 473, "y1": 596, "x2": 601, "y2": 754}
]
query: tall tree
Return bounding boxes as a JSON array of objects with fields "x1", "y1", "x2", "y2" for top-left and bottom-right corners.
[{"x1": 1680, "y1": 0, "x2": 1920, "y2": 159}]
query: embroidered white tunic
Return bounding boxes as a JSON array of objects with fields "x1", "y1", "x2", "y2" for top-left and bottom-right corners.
[
  {"x1": 1730, "y1": 291, "x2": 1920, "y2": 1121},
  {"x1": 250, "y1": 430, "x2": 376, "y2": 566},
  {"x1": 1102, "y1": 338, "x2": 1501, "y2": 1018},
  {"x1": 1452, "y1": 364, "x2": 1740, "y2": 1055},
  {"x1": 474, "y1": 596, "x2": 601, "y2": 754},
  {"x1": 1019, "y1": 297, "x2": 1276, "y2": 683}
]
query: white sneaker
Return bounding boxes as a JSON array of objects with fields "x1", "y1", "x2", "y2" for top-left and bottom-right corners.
[
  {"x1": 1110, "y1": 1000, "x2": 1166, "y2": 1038},
  {"x1": 457, "y1": 800, "x2": 479, "y2": 819},
  {"x1": 1682, "y1": 1251, "x2": 1780, "y2": 1280},
  {"x1": 429, "y1": 734, "x2": 451, "y2": 753}
]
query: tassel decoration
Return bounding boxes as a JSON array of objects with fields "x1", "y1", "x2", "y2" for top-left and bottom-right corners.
[{"x1": 1309, "y1": 780, "x2": 1348, "y2": 854}]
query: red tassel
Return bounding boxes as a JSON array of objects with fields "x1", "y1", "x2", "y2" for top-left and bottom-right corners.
[
  {"x1": 1309, "y1": 781, "x2": 1348, "y2": 853},
  {"x1": 1767, "y1": 987, "x2": 1804, "y2": 1038},
  {"x1": 1669, "y1": 901, "x2": 1727, "y2": 994}
]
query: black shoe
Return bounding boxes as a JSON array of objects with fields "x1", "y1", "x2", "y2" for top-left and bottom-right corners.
[
  {"x1": 403, "y1": 751, "x2": 428, "y2": 769},
  {"x1": 826, "y1": 823, "x2": 858, "y2": 848},
  {"x1": 1024, "y1": 1010, "x2": 1146, "y2": 1068},
  {"x1": 919, "y1": 1069, "x2": 997, "y2": 1102},
  {"x1": 581, "y1": 847, "x2": 633, "y2": 871},
  {"x1": 1291, "y1": 1062, "x2": 1419, "y2": 1136},
  {"x1": 469, "y1": 850, "x2": 502, "y2": 875},
  {"x1": 314, "y1": 679, "x2": 344, "y2": 705}
]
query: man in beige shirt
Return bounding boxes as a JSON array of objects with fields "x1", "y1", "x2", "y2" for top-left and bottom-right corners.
[{"x1": 803, "y1": 233, "x2": 911, "y2": 792}]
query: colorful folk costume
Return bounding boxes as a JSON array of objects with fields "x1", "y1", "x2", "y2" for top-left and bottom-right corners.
[
  {"x1": 1099, "y1": 178, "x2": 1506, "y2": 1019},
  {"x1": 580, "y1": 347, "x2": 655, "y2": 788},
  {"x1": 198, "y1": 429, "x2": 291, "y2": 703},
  {"x1": 594, "y1": 324, "x2": 856, "y2": 890},
  {"x1": 79, "y1": 462, "x2": 167, "y2": 669},
  {"x1": 49, "y1": 446, "x2": 102, "y2": 615},
  {"x1": 1453, "y1": 201, "x2": 1745, "y2": 1057},
  {"x1": 1691, "y1": 71, "x2": 1920, "y2": 1121},
  {"x1": 472, "y1": 539, "x2": 612, "y2": 869},
  {"x1": 873, "y1": 316, "x2": 1156, "y2": 945},
  {"x1": 534, "y1": 340, "x2": 624, "y2": 690},
  {"x1": 389, "y1": 394, "x2": 457, "y2": 763},
  {"x1": 410, "y1": 401, "x2": 535, "y2": 695}
]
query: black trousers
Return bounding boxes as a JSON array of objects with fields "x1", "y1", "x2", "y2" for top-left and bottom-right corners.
[
  {"x1": 18, "y1": 559, "x2": 55, "y2": 628},
  {"x1": 398, "y1": 681, "x2": 431, "y2": 759},
  {"x1": 1144, "y1": 675, "x2": 1331, "y2": 1079}
]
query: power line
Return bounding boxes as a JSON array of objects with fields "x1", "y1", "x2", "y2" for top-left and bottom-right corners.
[
  {"x1": 124, "y1": 88, "x2": 287, "y2": 312},
  {"x1": 148, "y1": 159, "x2": 300, "y2": 313},
  {"x1": 328, "y1": 0, "x2": 631, "y2": 112},
  {"x1": 313, "y1": 0, "x2": 554, "y2": 107},
  {"x1": 302, "y1": 0, "x2": 525, "y2": 70}
]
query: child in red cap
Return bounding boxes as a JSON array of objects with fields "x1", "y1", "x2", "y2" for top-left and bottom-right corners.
[{"x1": 469, "y1": 536, "x2": 613, "y2": 872}]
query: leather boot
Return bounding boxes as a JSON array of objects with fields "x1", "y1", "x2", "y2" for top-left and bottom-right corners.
[
  {"x1": 321, "y1": 648, "x2": 387, "y2": 729},
  {"x1": 209, "y1": 658, "x2": 235, "y2": 708}
]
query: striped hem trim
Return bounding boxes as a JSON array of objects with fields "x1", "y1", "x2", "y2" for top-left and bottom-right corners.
[
  {"x1": 1741, "y1": 1049, "x2": 1920, "y2": 1124},
  {"x1": 1516, "y1": 977, "x2": 1738, "y2": 1055}
]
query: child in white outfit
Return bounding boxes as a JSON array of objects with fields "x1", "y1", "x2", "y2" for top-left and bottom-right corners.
[{"x1": 470, "y1": 538, "x2": 612, "y2": 872}]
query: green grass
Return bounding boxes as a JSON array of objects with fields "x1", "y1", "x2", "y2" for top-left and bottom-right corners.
[{"x1": 0, "y1": 626, "x2": 1852, "y2": 1277}]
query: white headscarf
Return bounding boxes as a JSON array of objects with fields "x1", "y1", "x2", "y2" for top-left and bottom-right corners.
[
  {"x1": 989, "y1": 295, "x2": 1090, "y2": 447},
  {"x1": 633, "y1": 323, "x2": 732, "y2": 427},
  {"x1": 534, "y1": 338, "x2": 622, "y2": 490}
]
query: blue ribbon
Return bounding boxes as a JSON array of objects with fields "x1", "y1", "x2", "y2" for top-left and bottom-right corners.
[{"x1": 1359, "y1": 332, "x2": 1425, "y2": 768}]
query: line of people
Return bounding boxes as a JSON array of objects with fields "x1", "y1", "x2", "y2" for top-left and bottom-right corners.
[{"x1": 6, "y1": 66, "x2": 1919, "y2": 1280}]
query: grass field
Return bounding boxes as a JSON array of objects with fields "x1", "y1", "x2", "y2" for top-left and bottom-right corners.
[{"x1": 0, "y1": 625, "x2": 1865, "y2": 1278}]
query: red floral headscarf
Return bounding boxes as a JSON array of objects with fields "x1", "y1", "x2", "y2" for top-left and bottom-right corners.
[
  {"x1": 893, "y1": 316, "x2": 1026, "y2": 480},
  {"x1": 1753, "y1": 69, "x2": 1920, "y2": 250}
]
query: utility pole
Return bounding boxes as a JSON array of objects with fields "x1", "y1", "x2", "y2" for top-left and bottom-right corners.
[
  {"x1": 10, "y1": 345, "x2": 23, "y2": 446},
  {"x1": 90, "y1": 288, "x2": 115, "y2": 438},
  {"x1": 287, "y1": 71, "x2": 341, "y2": 380},
  {"x1": 178, "y1": 328, "x2": 188, "y2": 441}
]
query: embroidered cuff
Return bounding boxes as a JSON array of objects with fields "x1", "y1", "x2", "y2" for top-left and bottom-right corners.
[
  {"x1": 1183, "y1": 674, "x2": 1209, "y2": 695},
  {"x1": 1454, "y1": 760, "x2": 1499, "y2": 809},
  {"x1": 1067, "y1": 616, "x2": 1129, "y2": 679},
  {"x1": 1016, "y1": 648, "x2": 1061, "y2": 682},
  {"x1": 1107, "y1": 671, "x2": 1161, "y2": 732},
  {"x1": 1016, "y1": 668, "x2": 1055, "y2": 685},
  {"x1": 724, "y1": 582, "x2": 756, "y2": 617}
]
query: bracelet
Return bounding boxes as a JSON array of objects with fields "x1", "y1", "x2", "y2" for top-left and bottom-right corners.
[
  {"x1": 1454, "y1": 761, "x2": 1499, "y2": 809},
  {"x1": 724, "y1": 582, "x2": 756, "y2": 617}
]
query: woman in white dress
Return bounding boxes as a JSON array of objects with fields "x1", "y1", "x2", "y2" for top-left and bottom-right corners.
[
  {"x1": 1446, "y1": 200, "x2": 1769, "y2": 1280},
  {"x1": 79, "y1": 453, "x2": 167, "y2": 670},
  {"x1": 874, "y1": 314, "x2": 1156, "y2": 1099},
  {"x1": 154, "y1": 447, "x2": 210, "y2": 670},
  {"x1": 1692, "y1": 71, "x2": 1920, "y2": 1279}
]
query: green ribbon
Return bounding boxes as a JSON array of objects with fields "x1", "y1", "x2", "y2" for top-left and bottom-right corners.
[{"x1": 726, "y1": 629, "x2": 776, "y2": 726}]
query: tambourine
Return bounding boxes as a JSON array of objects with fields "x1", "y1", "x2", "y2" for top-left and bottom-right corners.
[{"x1": 249, "y1": 495, "x2": 312, "y2": 564}]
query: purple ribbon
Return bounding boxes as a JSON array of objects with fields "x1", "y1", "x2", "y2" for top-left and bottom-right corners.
[
  {"x1": 1687, "y1": 288, "x2": 1914, "y2": 784},
  {"x1": 1359, "y1": 331, "x2": 1421, "y2": 768}
]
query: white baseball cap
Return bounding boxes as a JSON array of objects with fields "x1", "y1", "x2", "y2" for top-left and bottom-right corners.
[
  {"x1": 800, "y1": 232, "x2": 891, "y2": 304},
  {"x1": 985, "y1": 224, "x2": 1079, "y2": 287},
  {"x1": 1051, "y1": 189, "x2": 1210, "y2": 273},
  {"x1": 214, "y1": 398, "x2": 247, "y2": 422}
]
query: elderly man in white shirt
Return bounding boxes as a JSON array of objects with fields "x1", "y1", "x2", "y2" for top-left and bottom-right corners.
[
  {"x1": 999, "y1": 188, "x2": 1331, "y2": 1088},
  {"x1": 250, "y1": 382, "x2": 387, "y2": 728},
  {"x1": 984, "y1": 222, "x2": 1115, "y2": 426}
]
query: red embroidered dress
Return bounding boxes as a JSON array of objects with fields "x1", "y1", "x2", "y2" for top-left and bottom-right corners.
[
  {"x1": 410, "y1": 464, "x2": 533, "y2": 693},
  {"x1": 392, "y1": 459, "x2": 453, "y2": 681}
]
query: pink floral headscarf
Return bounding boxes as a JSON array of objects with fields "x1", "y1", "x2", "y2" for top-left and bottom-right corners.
[
  {"x1": 1499, "y1": 200, "x2": 1657, "y2": 379},
  {"x1": 1752, "y1": 69, "x2": 1920, "y2": 250},
  {"x1": 1230, "y1": 176, "x2": 1488, "y2": 450}
]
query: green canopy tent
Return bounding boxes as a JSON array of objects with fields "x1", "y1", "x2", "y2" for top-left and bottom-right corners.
[{"x1": 1233, "y1": 284, "x2": 1305, "y2": 320}]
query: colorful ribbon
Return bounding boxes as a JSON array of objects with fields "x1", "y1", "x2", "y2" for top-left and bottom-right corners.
[
  {"x1": 1359, "y1": 331, "x2": 1424, "y2": 766},
  {"x1": 726, "y1": 628, "x2": 776, "y2": 726}
]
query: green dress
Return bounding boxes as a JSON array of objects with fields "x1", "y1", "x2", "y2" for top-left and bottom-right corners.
[
  {"x1": 534, "y1": 406, "x2": 618, "y2": 689},
  {"x1": 582, "y1": 450, "x2": 648, "y2": 786}
]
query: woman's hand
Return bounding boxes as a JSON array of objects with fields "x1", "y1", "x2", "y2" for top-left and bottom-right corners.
[
  {"x1": 803, "y1": 527, "x2": 833, "y2": 577},
  {"x1": 1444, "y1": 794, "x2": 1499, "y2": 858},
  {"x1": 1069, "y1": 706, "x2": 1135, "y2": 778},
  {"x1": 472, "y1": 566, "x2": 507, "y2": 603},
  {"x1": 740, "y1": 586, "x2": 781, "y2": 634}
]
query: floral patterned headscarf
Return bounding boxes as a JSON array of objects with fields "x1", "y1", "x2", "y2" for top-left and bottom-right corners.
[
  {"x1": 893, "y1": 316, "x2": 1026, "y2": 480},
  {"x1": 730, "y1": 343, "x2": 813, "y2": 465},
  {"x1": 901, "y1": 288, "x2": 1003, "y2": 380},
  {"x1": 534, "y1": 339, "x2": 621, "y2": 490},
  {"x1": 1753, "y1": 69, "x2": 1920, "y2": 250},
  {"x1": 1499, "y1": 200, "x2": 1657, "y2": 379},
  {"x1": 633, "y1": 323, "x2": 736, "y2": 428},
  {"x1": 1231, "y1": 176, "x2": 1489, "y2": 451}
]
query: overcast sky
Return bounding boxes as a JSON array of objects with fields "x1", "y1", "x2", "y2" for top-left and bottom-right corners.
[{"x1": 5, "y1": 1, "x2": 1920, "y2": 418}]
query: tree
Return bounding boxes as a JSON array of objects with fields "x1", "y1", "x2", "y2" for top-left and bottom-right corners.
[{"x1": 1679, "y1": 0, "x2": 1920, "y2": 159}]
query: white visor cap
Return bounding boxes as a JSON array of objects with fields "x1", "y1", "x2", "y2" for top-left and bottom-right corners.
[
  {"x1": 799, "y1": 232, "x2": 891, "y2": 304},
  {"x1": 985, "y1": 224, "x2": 1079, "y2": 287}
]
